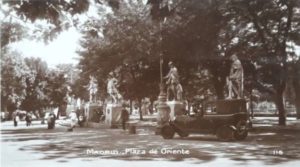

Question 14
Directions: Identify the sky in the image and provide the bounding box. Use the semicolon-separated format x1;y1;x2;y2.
5;0;105;69
10;27;82;68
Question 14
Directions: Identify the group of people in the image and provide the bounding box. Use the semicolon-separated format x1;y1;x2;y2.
12;111;33;127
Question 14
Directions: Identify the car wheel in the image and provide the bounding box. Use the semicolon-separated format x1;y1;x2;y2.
234;120;248;140
178;132;189;138
216;125;235;141
171;124;189;138
161;125;175;139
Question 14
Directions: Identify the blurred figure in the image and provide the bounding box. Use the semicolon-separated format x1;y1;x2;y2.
77;107;86;127
121;105;129;130
12;111;19;127
25;112;32;126
47;112;56;129
68;110;78;132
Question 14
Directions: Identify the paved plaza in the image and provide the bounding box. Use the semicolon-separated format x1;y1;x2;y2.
1;118;300;167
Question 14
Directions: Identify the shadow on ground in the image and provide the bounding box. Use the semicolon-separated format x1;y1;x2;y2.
2;125;300;165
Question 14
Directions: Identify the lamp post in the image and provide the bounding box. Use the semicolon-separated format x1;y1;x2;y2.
155;10;170;135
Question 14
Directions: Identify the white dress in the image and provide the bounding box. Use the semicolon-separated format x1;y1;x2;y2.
69;112;78;128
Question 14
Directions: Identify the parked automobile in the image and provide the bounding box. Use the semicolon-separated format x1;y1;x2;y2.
161;99;252;141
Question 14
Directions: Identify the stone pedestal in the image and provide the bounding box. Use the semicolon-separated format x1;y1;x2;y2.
167;101;185;121
86;103;101;122
155;87;170;135
105;103;122;128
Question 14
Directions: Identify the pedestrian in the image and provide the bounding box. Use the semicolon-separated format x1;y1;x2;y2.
47;111;56;129
68;110;77;132
13;111;19;127
121;104;129;130
25;112;32;126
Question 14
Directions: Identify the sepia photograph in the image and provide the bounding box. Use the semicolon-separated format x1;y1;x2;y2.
1;0;300;167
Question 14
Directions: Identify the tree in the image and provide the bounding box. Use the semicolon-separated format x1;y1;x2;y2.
20;57;48;113
1;0;129;44
292;59;300;119
226;0;300;125
44;71;69;108
1;49;30;116
2;0;90;41
1;21;26;48
76;0;162;119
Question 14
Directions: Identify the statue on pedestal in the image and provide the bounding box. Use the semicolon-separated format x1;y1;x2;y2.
227;54;244;99
164;61;183;101
107;72;122;104
87;75;98;103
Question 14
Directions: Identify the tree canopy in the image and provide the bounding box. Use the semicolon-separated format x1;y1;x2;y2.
1;0;300;124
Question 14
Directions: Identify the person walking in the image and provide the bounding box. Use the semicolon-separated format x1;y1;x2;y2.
12;111;19;127
68;110;78;132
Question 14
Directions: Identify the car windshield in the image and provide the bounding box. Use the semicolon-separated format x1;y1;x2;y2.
204;102;217;114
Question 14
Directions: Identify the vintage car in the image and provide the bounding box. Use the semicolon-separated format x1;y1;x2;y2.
161;99;252;141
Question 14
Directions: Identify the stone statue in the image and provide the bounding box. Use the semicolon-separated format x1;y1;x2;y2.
88;75;98;103
164;61;183;101
227;54;244;99
107;72;122;104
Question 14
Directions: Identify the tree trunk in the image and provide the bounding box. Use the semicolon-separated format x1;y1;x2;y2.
212;76;225;100
130;100;133;115
293;78;300;119
295;99;300;119
138;99;143;121
250;89;254;118
56;108;60;119
275;88;286;126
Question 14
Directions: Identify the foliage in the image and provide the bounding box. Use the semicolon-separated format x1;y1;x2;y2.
78;0;160;101
2;0;300;125
20;57;48;112
1;51;71;113
44;71;69;108
1;48;30;111
1;21;26;48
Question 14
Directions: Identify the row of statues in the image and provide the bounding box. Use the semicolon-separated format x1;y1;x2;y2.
87;72;122;104
87;54;244;104
163;55;244;101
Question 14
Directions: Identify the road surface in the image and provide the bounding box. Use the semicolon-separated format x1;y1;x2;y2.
1;119;300;167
